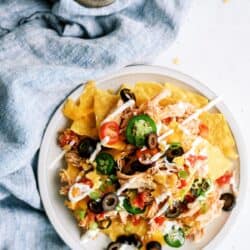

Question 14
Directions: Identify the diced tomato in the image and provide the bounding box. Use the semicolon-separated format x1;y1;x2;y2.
187;154;207;167
184;194;196;203
163;117;172;125
100;121;120;144
154;216;165;226
132;196;144;210
58;130;79;148
96;212;105;221
132;191;150;210
131;216;141;225
199;123;209;138
216;172;232;186
80;178;93;188
136;148;158;164
178;179;187;189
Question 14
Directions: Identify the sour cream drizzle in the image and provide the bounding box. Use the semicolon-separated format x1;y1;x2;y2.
68;183;92;203
101;99;135;125
49;140;75;169
157;96;222;144
89;136;110;163
80;229;100;244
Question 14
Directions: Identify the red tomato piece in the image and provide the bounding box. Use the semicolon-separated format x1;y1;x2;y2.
80;178;93;188
163;117;172;125
58;130;79;148
178;179;187;189
96;212;105;221
199;123;209;137
187;155;207;167
136;148;158;164
216;172;232;186
131;216;141;225
184;194;196;203
154;216;165;226
100;121;120;144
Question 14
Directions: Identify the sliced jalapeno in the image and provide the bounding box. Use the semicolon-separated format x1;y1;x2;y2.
123;198;145;215
164;226;185;248
96;152;115;175
126;114;157;147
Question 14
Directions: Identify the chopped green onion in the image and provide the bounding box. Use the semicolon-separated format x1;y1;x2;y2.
89;191;101;200
76;209;86;220
178;170;188;179
89;221;98;230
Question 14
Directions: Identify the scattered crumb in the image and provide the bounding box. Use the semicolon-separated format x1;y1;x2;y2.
172;57;180;65
223;0;230;3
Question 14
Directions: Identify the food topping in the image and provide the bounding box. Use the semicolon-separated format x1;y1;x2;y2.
58;81;238;249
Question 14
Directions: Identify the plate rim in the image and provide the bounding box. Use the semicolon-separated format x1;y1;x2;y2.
38;65;248;250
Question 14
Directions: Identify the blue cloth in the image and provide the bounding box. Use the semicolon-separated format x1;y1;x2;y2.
0;0;189;249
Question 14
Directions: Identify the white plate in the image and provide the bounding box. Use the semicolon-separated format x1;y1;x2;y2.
38;65;247;250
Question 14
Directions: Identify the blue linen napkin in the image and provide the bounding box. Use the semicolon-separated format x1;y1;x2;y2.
0;0;189;249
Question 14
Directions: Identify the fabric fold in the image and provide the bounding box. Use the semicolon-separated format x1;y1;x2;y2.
0;0;190;249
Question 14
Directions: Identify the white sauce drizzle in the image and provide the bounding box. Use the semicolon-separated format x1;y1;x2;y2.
150;201;169;224
68;183;91;203
101;99;135;125
49;140;75;169
80;229;100;244
89;136;110;163
116;176;139;196
157;96;222;143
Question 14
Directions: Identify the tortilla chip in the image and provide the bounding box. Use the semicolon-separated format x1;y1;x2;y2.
71;112;98;138
79;81;96;111
166;121;183;144
207;143;233;180
63;99;83;120
161;82;208;108
200;112;237;159
105;140;126;151
134;82;164;106
63;81;96;121
94;89;119;127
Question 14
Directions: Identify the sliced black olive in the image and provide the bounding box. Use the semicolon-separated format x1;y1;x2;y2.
128;234;142;248
122;163;137;175
116;235;130;245
102;192;119;211
165;202;181;218
107;242;121;250
166;144;184;162
120;88;136;102
146;241;162;250
147;133;158;149
78;137;97;158
88;200;103;214
117;234;142;248
131;160;150;172
220;193;236;211
97;217;112;229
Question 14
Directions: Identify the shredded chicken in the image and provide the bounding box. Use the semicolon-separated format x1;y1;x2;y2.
65;150;82;168
145;200;158;219
117;172;156;190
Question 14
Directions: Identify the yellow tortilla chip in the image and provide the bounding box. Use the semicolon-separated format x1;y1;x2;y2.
161;82;208;108
200;112;237;159
94;88;119;127
134;82;164;106
105;140;126;151
71;112;98;138
79;81;96;111
166;121;183;143
63;81;96;121
207;143;233;180
63;99;82;120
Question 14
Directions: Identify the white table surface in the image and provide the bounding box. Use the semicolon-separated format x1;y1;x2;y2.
154;1;250;249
